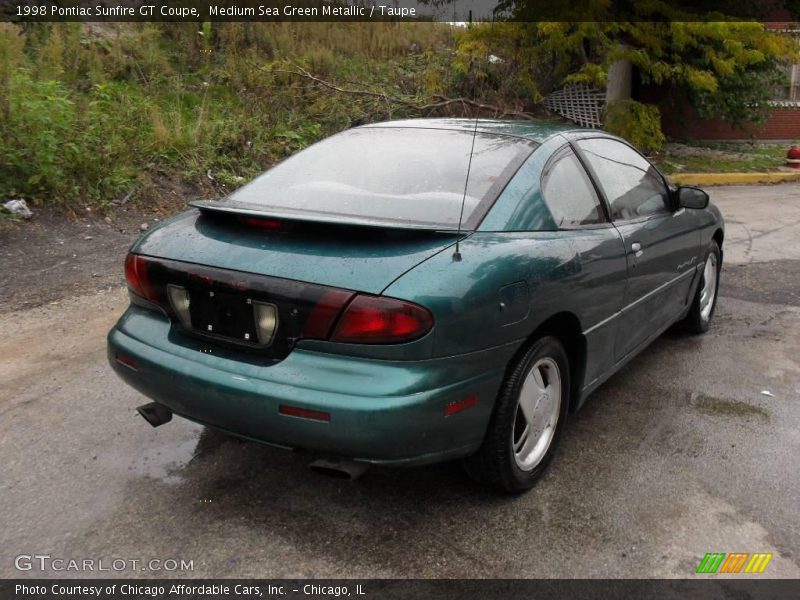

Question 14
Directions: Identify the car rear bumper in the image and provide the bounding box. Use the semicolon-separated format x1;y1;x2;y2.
107;306;515;466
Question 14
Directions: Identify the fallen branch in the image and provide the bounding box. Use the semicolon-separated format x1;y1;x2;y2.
422;95;536;120
273;63;536;120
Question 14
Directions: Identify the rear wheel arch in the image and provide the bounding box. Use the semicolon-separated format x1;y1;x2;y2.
713;228;724;256
509;312;587;413
465;312;586;491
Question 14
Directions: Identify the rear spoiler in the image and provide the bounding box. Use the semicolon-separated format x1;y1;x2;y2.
190;199;467;234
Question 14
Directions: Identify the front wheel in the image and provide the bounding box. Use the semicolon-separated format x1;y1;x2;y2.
684;241;721;334
464;336;570;493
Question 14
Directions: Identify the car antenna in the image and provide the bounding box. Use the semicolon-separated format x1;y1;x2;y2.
453;116;479;262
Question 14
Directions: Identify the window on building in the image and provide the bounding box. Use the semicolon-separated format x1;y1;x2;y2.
777;63;800;101
773;32;800;103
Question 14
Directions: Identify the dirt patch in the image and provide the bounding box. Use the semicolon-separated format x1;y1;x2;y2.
0;287;127;410
1;175;215;314
0;201;184;315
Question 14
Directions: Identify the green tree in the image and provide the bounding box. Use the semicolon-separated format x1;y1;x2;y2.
456;20;799;132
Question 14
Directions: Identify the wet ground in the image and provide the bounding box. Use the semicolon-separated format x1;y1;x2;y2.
1;184;799;578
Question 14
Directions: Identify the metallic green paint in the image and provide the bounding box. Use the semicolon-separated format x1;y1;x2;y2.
383;228;628;390
108;305;517;464
133;210;463;295
108;119;724;465
479;134;564;231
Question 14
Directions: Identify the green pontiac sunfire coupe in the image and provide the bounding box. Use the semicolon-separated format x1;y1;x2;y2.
108;119;723;492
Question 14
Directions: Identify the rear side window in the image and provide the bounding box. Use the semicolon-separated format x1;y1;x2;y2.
541;148;604;227
576;138;669;221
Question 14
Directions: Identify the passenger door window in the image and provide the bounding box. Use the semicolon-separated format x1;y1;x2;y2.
575;138;669;221
541;147;605;228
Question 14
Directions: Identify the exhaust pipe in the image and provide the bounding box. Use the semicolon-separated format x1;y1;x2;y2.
137;402;173;427
309;457;368;481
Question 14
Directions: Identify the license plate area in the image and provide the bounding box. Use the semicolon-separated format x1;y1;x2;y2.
189;290;273;346
141;256;356;360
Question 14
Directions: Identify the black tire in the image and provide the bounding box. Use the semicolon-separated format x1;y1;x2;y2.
684;241;721;334
464;336;570;493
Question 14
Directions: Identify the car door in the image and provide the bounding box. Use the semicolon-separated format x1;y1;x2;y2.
538;144;628;386
574;137;700;361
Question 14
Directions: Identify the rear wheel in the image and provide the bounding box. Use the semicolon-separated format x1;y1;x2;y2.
465;336;570;493
684;241;721;334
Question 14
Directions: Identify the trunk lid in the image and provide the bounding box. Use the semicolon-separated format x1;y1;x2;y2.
130;209;460;360
134;208;461;295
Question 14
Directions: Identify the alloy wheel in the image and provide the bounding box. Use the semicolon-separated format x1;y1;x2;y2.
700;253;718;321
512;357;562;471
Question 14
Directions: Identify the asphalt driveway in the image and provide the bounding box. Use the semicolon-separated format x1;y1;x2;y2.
1;184;799;578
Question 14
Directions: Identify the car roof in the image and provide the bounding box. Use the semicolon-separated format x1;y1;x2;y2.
361;118;588;144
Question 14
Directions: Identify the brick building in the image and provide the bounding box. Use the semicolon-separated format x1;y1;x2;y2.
656;26;800;142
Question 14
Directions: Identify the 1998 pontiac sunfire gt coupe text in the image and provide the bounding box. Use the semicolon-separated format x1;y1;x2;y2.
108;119;724;492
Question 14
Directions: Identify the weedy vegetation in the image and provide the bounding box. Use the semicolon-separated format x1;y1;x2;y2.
0;22;459;209
1;20;796;213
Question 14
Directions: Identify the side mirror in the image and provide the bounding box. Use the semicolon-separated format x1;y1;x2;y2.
676;186;709;210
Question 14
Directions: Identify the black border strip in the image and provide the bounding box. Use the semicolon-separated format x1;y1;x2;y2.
3;579;800;600
3;0;799;22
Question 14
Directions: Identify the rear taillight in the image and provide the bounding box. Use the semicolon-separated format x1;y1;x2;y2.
124;253;158;303
301;290;355;339
330;295;433;344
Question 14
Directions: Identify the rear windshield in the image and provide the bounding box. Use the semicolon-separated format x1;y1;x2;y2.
226;127;536;229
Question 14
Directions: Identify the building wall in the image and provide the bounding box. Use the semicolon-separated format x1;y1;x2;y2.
660;105;800;142
647;26;800;142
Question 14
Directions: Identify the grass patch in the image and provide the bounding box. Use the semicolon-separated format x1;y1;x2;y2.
654;142;789;174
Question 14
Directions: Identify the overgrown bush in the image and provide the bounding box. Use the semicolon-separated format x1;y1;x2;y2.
0;22;454;208
1;71;78;198
603;100;665;154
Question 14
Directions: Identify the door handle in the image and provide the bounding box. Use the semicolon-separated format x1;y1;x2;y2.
631;242;644;258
